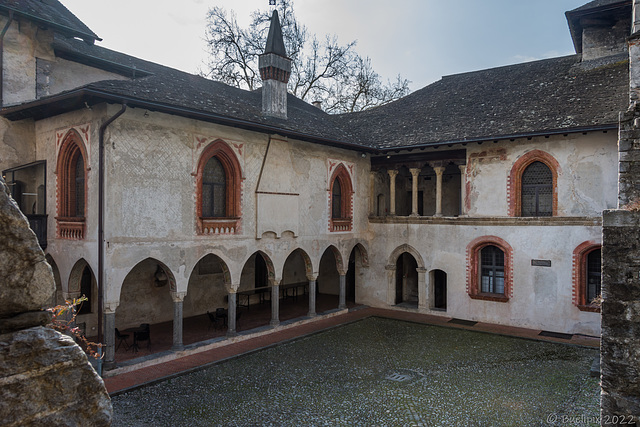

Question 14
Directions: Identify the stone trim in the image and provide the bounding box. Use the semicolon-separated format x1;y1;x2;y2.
55;129;87;240
328;163;354;232
507;149;560;217
466;235;513;302
195;139;242;235
369;216;601;226
572;240;601;312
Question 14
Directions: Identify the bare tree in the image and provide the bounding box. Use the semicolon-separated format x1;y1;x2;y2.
202;0;410;113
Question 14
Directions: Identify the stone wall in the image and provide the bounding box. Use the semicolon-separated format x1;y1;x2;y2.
0;177;112;426
601;98;640;422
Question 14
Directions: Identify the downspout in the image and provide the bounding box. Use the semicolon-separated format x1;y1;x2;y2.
97;102;126;361
0;11;14;106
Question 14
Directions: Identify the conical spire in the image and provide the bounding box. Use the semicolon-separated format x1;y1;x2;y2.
264;10;287;57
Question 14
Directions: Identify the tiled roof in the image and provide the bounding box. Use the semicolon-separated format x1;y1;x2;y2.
1;19;630;153
334;54;629;149
0;0;99;43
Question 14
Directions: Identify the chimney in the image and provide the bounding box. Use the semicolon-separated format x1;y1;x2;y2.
259;10;291;119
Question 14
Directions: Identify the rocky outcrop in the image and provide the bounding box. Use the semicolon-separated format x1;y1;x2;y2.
0;177;112;426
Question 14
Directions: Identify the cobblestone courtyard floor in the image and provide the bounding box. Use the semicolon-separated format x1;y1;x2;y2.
111;317;599;426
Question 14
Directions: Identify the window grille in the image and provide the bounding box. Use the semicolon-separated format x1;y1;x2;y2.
521;161;552;216
202;156;226;217
480;245;505;294
586;249;601;303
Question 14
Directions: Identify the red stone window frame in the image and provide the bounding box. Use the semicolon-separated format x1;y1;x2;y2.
507;150;560;217
195;139;242;235
466;235;513;302
328;164;353;232
56;130;88;240
572;241;601;312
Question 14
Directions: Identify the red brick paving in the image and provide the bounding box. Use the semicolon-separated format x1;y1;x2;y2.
103;307;599;395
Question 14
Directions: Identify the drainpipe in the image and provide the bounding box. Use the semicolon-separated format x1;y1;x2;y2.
0;11;14;106
97;102;126;360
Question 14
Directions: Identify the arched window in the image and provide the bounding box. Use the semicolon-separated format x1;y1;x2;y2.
508;150;560;217
572;242;601;312
332;178;342;219
466;236;513;302
328;164;353;232
195;139;242;234
56;130;87;239
480;245;505;294
521;161;552;216
202;156;226;218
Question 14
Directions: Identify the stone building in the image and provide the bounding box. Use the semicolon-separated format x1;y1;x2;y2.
0;0;630;369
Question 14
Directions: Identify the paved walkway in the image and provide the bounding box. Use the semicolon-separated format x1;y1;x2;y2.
103;307;599;395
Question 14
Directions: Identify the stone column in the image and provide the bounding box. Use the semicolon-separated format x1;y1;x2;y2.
409;168;421;216
170;292;186;351
270;280;280;327
458;164;467;216
369;171;376;216
417;268;428;309
388;169;398;216
103;305;117;369
307;275;317;317
338;271;347;309
434;166;445;217
227;290;237;337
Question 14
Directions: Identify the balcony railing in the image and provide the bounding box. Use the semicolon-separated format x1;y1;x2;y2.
26;214;47;249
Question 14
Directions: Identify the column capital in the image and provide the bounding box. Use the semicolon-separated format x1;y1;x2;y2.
385;264;396;271
416;267;428;274
409;167;421;177
171;291;187;302
433;166;446;175
458;164;467;172
387;169;399;179
337;270;347;276
306;274;318;282
104;301;119;314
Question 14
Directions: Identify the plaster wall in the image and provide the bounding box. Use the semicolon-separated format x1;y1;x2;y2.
0;17;55;106
362;221;602;335
0;118;36;172
466;132;618;216
36;57;129;98
34;105;372;311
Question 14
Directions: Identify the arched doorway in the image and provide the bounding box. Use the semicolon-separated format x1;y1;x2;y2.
238;251;276;331
281;248;313;321
431;269;447;310
184;253;230;344
45;254;63;307
346;243;368;305
68;259;98;337
395;252;418;307
115;258;175;360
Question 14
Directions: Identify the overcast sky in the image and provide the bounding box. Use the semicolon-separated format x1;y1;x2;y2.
61;0;589;91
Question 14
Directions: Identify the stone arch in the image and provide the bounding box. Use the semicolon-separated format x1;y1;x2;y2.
116;257;177;329
281;247;313;281
68;258;91;296
350;242;369;267
187;252;232;291
387;244;425;269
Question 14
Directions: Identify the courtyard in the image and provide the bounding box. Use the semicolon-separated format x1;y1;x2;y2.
110;317;599;426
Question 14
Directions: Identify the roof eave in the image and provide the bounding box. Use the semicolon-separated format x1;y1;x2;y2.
0;88;378;153
377;125;620;152
0;6;101;44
